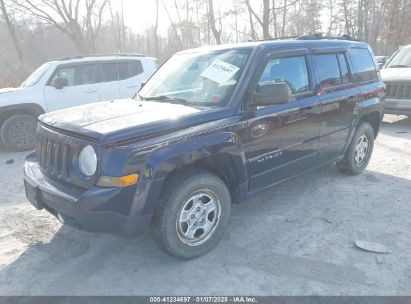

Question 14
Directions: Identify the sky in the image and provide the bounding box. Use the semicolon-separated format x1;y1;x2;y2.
110;0;330;37
111;0;170;34
110;0;234;35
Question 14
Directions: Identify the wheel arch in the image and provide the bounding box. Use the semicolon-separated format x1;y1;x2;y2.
358;111;382;138
141;133;248;217
160;153;246;204
0;103;45;128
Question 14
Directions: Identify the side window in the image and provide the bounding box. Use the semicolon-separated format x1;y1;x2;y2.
349;48;378;82
314;54;342;88
51;64;95;86
259;56;310;94
337;54;350;83
118;60;143;80
101;63;119;82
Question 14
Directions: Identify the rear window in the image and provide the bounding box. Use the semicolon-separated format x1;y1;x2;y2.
349;48;378;82
315;54;342;88
338;54;350;83
315;53;351;89
118;60;143;80
101;63;118;82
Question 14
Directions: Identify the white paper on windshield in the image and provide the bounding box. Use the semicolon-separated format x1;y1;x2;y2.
200;60;240;84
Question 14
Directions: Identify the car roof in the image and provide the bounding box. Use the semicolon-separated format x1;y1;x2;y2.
56;54;156;64
177;39;369;54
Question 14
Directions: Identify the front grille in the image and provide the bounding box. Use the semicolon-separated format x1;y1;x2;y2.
35;123;99;189
385;83;411;99
36;133;72;180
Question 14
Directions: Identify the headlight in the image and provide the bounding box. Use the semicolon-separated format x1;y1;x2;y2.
78;145;97;176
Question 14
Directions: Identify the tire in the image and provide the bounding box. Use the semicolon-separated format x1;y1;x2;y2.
337;122;374;175
0;114;37;151
152;169;231;259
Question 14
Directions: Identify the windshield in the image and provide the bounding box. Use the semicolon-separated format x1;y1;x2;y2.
138;49;251;107
386;47;411;68
20;62;52;87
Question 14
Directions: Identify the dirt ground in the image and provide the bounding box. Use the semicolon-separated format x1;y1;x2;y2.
0;115;410;296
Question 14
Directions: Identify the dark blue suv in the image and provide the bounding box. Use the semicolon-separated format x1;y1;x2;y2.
24;38;385;259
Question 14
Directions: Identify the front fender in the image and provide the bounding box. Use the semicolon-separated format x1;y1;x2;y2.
137;131;246;216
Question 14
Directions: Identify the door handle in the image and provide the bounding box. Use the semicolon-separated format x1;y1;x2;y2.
84;89;97;93
302;106;319;115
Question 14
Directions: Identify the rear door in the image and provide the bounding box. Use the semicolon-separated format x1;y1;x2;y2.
98;62;121;101
312;48;359;161
118;60;146;98
44;63;100;111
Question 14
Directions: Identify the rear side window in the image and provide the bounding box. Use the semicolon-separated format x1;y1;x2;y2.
349;48;378;82
314;53;352;89
315;54;342;88
101;63;118;82
259;56;310;94
118;60;143;80
337;54;350;83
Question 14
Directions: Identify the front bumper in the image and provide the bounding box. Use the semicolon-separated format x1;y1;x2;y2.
384;98;411;115
23;154;151;237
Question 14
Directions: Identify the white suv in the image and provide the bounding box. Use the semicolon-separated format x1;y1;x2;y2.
0;54;157;150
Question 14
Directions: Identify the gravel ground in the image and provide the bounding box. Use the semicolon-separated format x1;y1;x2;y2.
0;115;410;296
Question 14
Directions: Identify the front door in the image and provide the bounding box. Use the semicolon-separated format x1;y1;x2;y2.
242;49;322;193
44;63;100;112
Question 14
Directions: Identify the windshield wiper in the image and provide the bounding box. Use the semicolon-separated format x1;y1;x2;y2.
388;64;411;68
143;95;188;104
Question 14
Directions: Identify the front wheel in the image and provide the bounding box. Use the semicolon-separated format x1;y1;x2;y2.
337;122;375;175
0;114;37;151
152;170;231;259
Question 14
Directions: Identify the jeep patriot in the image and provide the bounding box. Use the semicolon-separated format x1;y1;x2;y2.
24;38;385;259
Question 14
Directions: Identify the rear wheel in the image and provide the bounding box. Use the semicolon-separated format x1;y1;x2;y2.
337;122;374;175
0;114;37;151
152;170;231;259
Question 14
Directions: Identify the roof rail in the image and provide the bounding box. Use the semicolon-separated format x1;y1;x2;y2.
58;53;145;61
252;33;359;43
252;35;299;42
296;33;359;41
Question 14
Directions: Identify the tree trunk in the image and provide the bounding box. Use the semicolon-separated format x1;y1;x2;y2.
0;0;23;62
154;0;159;57
262;0;270;39
208;0;222;44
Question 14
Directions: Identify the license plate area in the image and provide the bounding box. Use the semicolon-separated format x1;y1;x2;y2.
24;180;43;210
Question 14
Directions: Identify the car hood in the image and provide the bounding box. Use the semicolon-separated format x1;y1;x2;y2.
40;99;228;144
381;68;411;82
0;87;23;94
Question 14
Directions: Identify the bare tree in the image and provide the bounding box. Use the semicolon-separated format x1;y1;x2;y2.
0;0;23;61
161;0;183;49
108;0;126;52
154;0;160;57
245;0;271;39
11;0;109;54
208;0;222;44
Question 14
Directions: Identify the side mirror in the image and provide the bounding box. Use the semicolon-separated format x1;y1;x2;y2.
54;77;68;89
250;82;290;106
